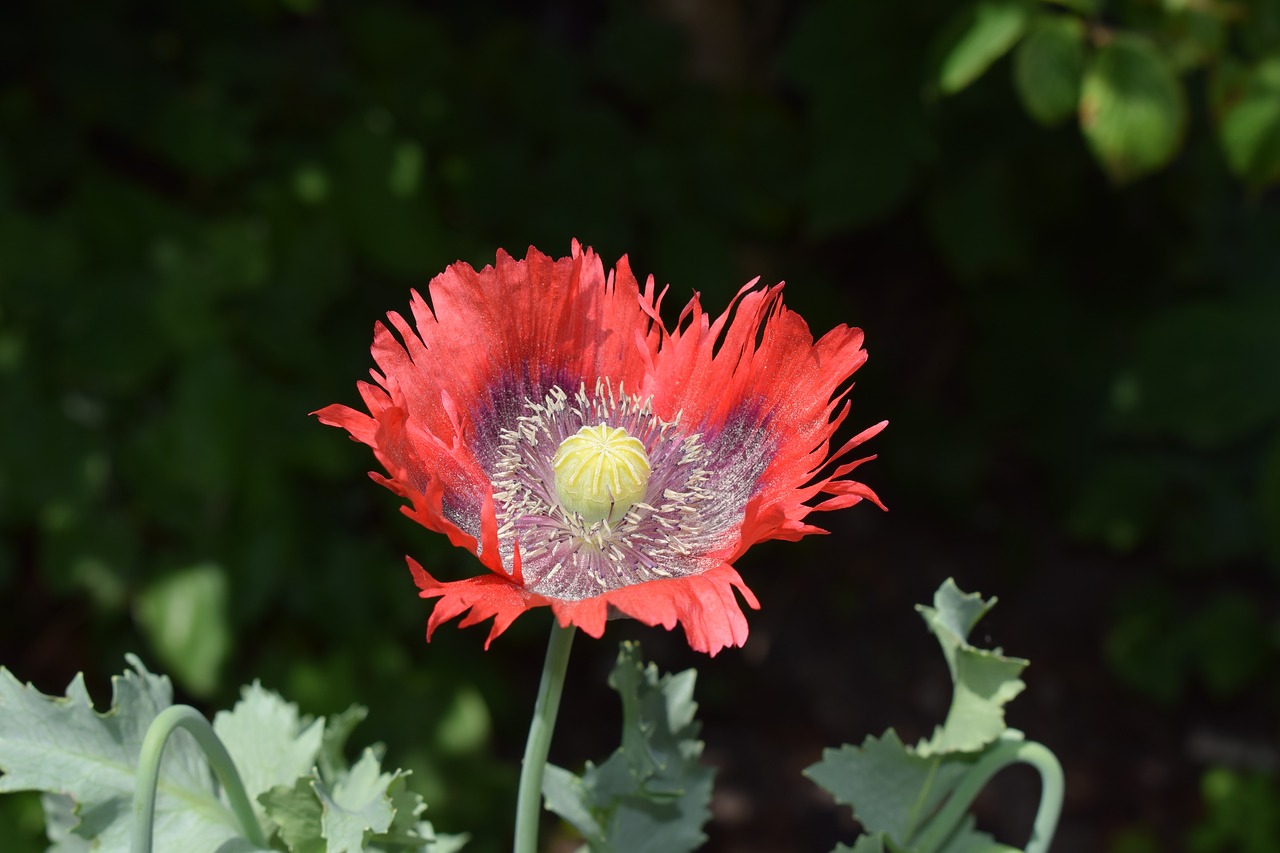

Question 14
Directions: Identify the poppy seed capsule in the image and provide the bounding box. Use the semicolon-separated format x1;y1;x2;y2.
552;423;651;525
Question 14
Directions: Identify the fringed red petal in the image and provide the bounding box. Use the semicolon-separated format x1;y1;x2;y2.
319;242;884;656
645;281;884;559
408;557;546;649
411;554;759;656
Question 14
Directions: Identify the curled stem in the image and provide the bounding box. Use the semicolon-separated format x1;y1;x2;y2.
513;621;577;853
131;704;268;853
912;738;1064;853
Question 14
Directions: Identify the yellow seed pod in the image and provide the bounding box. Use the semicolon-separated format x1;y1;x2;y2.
552;423;651;524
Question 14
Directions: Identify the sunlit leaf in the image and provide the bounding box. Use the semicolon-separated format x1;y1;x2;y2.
0;656;267;851
1013;15;1086;126
259;728;466;853
317;703;370;783
939;1;1032;94
1216;55;1280;187
260;778;325;853
313;749;398;853
213;683;326;829
1079;33;1187;182
134;562;231;697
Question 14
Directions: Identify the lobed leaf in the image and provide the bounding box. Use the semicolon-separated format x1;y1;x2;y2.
260;778;325;853
805;730;974;842
0;656;459;853
916;580;1027;757
0;655;264;851
318;703;371;783
314;749;399;853
213;682;326;830
542;642;713;853
808;580;1039;852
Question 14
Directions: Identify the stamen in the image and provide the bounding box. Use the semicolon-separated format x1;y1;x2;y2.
488;382;745;601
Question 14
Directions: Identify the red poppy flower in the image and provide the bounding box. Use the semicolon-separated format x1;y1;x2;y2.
316;241;885;655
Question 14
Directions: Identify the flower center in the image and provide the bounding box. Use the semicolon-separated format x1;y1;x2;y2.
489;381;744;601
552;423;651;524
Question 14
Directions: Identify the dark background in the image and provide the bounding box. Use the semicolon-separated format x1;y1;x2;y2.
2;1;1279;851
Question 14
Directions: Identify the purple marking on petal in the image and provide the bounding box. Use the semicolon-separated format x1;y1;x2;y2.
468;367;583;474
487;381;755;601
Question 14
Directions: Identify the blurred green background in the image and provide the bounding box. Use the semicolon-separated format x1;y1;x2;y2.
2;0;1279;850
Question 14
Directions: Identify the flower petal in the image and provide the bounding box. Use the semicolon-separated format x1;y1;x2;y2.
320;243;883;656
647;283;884;557
411;552;760;656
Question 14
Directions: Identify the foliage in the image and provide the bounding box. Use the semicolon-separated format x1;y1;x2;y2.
1189;767;1280;853
0;655;464;852
936;0;1280;184
542;643;714;853
2;0;1278;847
913;582;1027;757
807;581;1057;853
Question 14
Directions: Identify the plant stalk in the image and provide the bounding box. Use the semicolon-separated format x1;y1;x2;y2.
132;704;268;853
513;620;576;853
911;737;1064;853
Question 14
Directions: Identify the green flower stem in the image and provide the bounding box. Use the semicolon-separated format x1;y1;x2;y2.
513;621;577;853
131;704;268;853
912;738;1064;853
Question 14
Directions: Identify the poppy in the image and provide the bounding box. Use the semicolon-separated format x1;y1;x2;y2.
316;241;884;655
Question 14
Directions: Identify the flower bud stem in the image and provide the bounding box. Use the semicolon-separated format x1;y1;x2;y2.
911;737;1063;853
131;704;267;853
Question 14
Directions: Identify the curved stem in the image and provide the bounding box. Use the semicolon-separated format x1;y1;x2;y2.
132;705;268;853
513;621;577;853
911;738;1064;853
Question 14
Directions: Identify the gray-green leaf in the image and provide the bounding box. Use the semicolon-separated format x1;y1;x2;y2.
805;730;975;842
542;642;714;853
0;655;267;851
807;581;1048;852
213;682;326;830
260;778;326;853
916;580;1027;756
314;748;399;853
